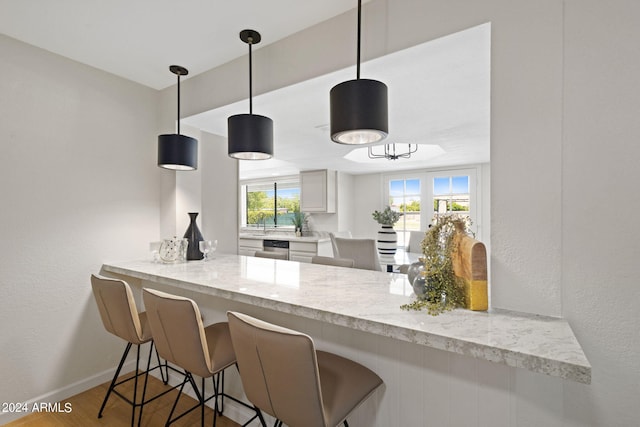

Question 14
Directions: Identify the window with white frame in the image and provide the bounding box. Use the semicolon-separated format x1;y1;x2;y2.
388;177;422;247
240;177;300;229
384;168;479;247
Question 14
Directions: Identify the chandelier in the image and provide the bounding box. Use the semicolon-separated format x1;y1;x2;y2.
367;144;418;160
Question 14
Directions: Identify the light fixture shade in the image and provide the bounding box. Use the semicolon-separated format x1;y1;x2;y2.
330;78;388;145
157;134;198;170
228;114;273;160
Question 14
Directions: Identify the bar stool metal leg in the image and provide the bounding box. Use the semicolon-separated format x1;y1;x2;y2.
98;342;132;420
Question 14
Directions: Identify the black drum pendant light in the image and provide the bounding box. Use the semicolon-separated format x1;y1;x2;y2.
330;0;388;145
157;65;198;170
228;30;273;160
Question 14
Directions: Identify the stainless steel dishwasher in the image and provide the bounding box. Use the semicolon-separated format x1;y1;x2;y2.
262;239;290;259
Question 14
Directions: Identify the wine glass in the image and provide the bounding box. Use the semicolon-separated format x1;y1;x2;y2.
199;240;217;261
149;241;161;263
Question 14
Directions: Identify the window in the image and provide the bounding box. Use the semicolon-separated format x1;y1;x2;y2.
388;178;421;247
433;175;470;221
385;168;479;246
240;177;300;229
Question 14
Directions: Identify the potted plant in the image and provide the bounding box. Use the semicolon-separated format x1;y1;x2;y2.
372;206;402;256
291;210;306;237
400;215;470;315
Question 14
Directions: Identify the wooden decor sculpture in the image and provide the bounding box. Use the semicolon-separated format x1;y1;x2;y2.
452;234;488;311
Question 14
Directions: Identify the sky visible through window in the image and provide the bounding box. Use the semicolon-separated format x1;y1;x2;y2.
434;176;469;194
390;178;420;197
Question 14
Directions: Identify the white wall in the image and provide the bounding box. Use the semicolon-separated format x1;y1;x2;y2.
170;1;640;424
2;0;639;425
200;131;239;254
353;173;386;238
561;1;640;425
0;34;159;415
336;172;356;232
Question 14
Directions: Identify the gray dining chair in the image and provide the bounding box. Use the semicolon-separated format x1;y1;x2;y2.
254;250;288;260
329;231;353;257
311;255;355;268
408;230;427;253
333;238;382;271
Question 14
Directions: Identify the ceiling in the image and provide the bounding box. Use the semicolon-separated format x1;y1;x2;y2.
0;0;365;89
185;23;491;179
0;1;490;180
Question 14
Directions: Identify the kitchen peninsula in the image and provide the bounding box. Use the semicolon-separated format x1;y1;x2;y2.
101;255;590;425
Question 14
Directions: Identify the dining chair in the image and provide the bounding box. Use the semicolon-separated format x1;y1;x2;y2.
311;255;355;268
142;288;256;427
333;237;382;271
408;230;427;253
254;250;288;260
227;311;383;427
90;275;169;427
329;231;353;257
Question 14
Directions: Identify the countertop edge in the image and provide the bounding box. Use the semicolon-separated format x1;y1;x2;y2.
101;262;591;384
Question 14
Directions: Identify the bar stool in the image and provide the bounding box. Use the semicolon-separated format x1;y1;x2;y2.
227;311;383;427
90;274;169;427
142;288;257;427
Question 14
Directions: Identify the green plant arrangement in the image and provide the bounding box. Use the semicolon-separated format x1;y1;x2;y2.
372;206;402;225
400;215;469;315
291;210;306;231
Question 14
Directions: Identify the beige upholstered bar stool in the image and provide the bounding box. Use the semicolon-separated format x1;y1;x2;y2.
142;288;256;427
90;274;169;427
254;250;288;260
227;311;383;427
311;255;355;268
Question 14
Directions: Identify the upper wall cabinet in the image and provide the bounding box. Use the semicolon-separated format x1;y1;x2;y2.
300;169;336;213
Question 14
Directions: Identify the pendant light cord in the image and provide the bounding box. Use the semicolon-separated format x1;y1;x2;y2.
176;72;181;134
356;0;361;80
249;41;253;114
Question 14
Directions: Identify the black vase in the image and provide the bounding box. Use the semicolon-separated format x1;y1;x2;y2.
183;212;204;260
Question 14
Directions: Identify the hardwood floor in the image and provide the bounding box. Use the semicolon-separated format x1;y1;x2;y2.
4;371;241;427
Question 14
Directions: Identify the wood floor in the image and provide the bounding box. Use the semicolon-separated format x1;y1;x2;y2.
5;371;241;427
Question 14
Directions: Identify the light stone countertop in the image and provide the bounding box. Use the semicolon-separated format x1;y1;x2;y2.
238;233;330;243
102;254;591;384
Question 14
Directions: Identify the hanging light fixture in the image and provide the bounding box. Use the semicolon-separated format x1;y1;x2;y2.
368;143;418;160
157;65;198;170
330;0;388;145
228;29;273;160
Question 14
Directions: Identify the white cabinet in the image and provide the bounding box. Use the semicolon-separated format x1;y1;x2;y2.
300;169;336;213
238;238;263;256
289;240;332;263
239;235;332;262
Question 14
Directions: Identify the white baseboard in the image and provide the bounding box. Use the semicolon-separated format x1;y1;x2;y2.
0;361;275;426
0;360;137;425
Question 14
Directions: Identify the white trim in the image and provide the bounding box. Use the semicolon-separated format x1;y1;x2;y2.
382;165;482;240
0;360;138;424
0;359;269;426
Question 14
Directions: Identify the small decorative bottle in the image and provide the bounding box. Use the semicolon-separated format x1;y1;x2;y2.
183;212;204;260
